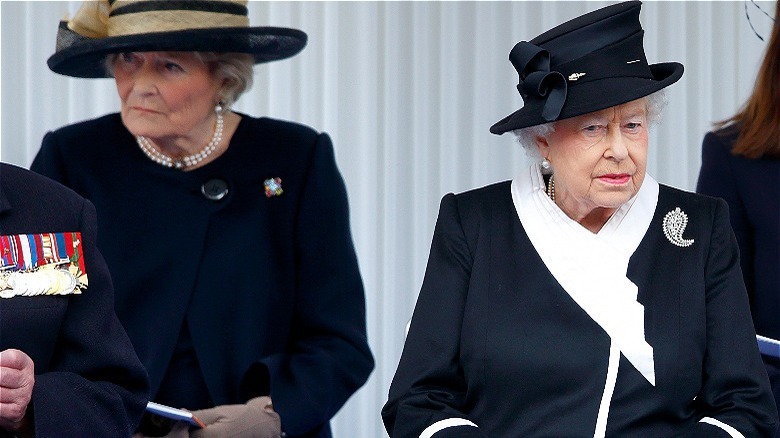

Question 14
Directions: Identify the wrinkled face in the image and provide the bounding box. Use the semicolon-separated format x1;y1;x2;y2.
536;98;649;221
113;51;223;141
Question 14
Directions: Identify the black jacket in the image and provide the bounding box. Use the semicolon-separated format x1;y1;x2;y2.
697;129;780;340
0;162;149;437
384;181;778;437
32;114;374;438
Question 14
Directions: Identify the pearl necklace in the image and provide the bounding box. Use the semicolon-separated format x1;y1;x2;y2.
546;175;555;201
136;106;224;170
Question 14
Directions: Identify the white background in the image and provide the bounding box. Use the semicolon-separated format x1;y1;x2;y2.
1;1;775;436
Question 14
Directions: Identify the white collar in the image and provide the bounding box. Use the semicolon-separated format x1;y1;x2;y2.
511;163;659;385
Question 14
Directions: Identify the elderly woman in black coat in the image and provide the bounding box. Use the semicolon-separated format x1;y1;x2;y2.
31;1;373;437
383;2;778;437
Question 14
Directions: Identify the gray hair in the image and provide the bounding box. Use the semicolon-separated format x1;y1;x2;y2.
512;90;668;159
105;52;254;108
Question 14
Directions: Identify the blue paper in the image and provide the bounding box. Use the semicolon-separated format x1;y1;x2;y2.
146;402;204;428
757;335;780;359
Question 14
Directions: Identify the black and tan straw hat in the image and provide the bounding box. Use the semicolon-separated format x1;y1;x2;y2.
48;0;308;78
490;1;683;134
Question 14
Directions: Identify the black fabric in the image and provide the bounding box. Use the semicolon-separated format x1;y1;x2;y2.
0;163;149;437
31;113;374;438
534;1;641;64
697;129;780;340
383;181;778;437
155;319;214;411
697;128;780;436
490;0;683;134
765;357;780;438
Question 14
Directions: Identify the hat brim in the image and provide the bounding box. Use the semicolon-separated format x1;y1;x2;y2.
490;61;683;134
48;26;308;78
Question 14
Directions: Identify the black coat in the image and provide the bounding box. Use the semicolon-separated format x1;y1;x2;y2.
31;114;374;438
0;163;149;437
697;128;780;437
383;181;778;437
696;129;780;340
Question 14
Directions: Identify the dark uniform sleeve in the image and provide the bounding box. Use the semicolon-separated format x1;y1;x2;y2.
687;198;778;437
29;199;150;437
382;194;488;438
252;134;374;437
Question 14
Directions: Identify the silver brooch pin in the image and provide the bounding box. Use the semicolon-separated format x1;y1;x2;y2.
663;207;694;247
568;72;586;81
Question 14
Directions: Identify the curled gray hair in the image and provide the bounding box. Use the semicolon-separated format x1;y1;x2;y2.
105;52;254;109
512;90;668;159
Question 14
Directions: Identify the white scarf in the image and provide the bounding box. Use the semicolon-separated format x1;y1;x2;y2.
511;163;659;385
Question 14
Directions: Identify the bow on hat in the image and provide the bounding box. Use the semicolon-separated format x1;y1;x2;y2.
66;0;251;39
510;41;568;122
67;0;110;39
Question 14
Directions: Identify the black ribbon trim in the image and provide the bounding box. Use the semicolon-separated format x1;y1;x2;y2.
510;41;567;122
111;1;248;18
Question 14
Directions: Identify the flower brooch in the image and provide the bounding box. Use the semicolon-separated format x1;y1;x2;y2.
264;177;283;198
663;208;694;248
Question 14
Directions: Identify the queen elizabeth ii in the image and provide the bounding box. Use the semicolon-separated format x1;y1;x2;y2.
382;2;778;437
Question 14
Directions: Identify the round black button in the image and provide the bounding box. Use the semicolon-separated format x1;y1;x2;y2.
201;178;229;201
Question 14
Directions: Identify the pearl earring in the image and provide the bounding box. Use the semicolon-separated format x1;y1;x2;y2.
541;158;552;174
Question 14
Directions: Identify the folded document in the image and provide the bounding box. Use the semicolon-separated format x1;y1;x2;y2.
757;335;780;359
146;402;205;428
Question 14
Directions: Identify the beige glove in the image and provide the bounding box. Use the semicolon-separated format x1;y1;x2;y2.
190;396;281;438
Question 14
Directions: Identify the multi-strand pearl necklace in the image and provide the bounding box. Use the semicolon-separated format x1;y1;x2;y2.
136;105;225;170
546;175;556;201
541;158;555;201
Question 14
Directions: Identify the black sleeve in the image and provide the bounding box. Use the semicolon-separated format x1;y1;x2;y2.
686;199;778;436
383;194;488;438
255;133;374;437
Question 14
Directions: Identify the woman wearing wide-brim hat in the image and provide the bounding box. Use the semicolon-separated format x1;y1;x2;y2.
382;2;778;437
31;1;374;437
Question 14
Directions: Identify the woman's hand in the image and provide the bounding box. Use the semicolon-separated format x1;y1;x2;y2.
0;349;34;433
190;396;281;438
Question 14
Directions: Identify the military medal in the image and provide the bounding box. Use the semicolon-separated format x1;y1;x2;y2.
0;232;88;298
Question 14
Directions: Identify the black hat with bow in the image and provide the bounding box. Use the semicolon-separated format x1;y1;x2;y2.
490;1;683;134
48;0;307;79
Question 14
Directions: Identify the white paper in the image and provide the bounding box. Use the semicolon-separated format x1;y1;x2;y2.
757;335;780;359
146;402;204;428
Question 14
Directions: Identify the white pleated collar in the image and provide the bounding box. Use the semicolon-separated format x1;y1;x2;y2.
511;163;659;385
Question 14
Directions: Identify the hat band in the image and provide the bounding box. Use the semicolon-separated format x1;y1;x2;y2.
108;10;248;36
555;32;651;85
109;0;248;36
110;0;248;17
